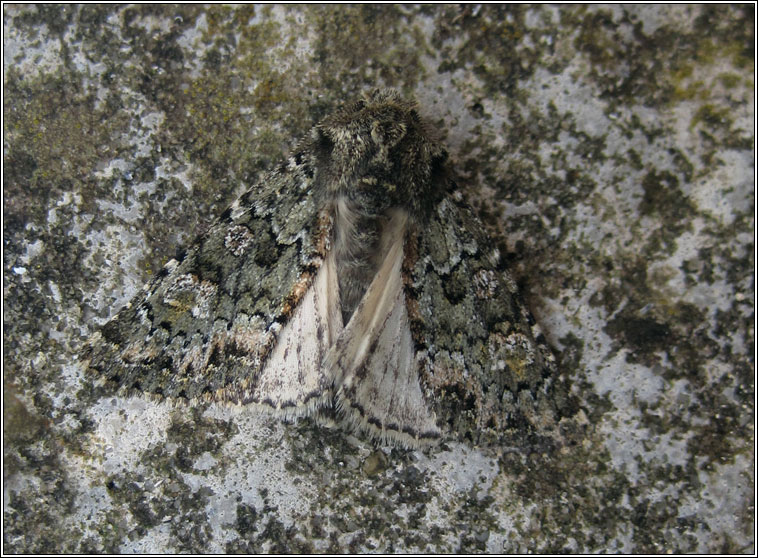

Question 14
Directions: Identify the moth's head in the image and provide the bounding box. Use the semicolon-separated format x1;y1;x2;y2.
313;89;449;217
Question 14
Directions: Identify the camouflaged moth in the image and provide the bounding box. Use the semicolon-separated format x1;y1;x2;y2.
86;89;559;448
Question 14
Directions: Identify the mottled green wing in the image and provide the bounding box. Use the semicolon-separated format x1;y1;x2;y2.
86;152;336;412
405;196;559;445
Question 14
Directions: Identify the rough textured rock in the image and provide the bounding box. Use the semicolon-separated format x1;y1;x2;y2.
3;4;753;553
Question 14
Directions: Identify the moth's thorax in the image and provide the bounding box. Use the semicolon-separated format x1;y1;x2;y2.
332;196;405;324
314;89;449;219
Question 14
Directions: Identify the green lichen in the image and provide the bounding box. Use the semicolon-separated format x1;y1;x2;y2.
96;407;237;550
3;4;753;554
3;69;131;227
307;5;429;94
2;389;80;553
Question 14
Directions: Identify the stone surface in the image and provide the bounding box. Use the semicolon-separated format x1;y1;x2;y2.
3;4;754;553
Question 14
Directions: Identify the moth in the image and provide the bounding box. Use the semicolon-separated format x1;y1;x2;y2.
86;89;559;448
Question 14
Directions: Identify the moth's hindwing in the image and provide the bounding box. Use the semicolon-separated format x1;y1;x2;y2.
87;153;336;415
406;196;559;445
325;210;441;447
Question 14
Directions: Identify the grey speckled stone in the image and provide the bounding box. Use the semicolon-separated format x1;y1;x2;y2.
3;4;754;553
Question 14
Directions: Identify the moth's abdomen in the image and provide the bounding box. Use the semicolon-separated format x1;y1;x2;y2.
332;195;388;324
